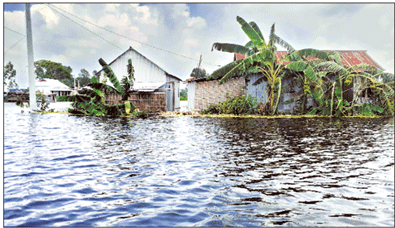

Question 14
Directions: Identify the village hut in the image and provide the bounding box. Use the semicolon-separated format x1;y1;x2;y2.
96;46;182;113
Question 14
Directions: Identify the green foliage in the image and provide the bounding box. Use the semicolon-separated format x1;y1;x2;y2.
180;87;188;100
210;15;394;117
56;95;69;102
4;61;18;88
76;69;92;87
34;60;74;88
201;95;259;115
36;91;51;112
211;43;250;55
14;91;52;112
132;108;148;118
180;88;188;97
66;58;138;117
354;103;384;116
210;16;293;84
190;67;209;79
210;16;295;116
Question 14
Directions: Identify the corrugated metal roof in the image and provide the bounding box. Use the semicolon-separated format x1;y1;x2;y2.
133;82;166;92
236;50;384;70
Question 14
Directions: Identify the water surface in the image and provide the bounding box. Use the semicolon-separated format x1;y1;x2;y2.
4;103;394;226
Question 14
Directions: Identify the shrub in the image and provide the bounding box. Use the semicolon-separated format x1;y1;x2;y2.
201;95;259;115
36;91;50;112
56;95;69;102
180;95;188;101
132;108;148;118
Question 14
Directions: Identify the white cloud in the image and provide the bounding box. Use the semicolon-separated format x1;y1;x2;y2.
184;38;199;47
3;3;394;90
49;54;69;65
131;4;158;25
186;17;206;29
105;4;120;13
36;7;60;29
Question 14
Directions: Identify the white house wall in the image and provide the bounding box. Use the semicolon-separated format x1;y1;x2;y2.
174;81;180;110
105;49;167;84
187;81;196;111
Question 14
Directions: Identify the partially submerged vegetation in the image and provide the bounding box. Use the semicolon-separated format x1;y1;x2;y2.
64;58;148;118
200;95;260;115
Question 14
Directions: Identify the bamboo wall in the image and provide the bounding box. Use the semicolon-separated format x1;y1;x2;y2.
106;92;167;114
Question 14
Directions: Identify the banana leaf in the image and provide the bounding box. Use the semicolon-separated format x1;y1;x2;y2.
99;58;123;92
236;16;266;50
286;48;328;62
65;94;91;103
78;88;102;103
211;43;250;54
273;34;295;53
248;21;265;40
88;82;120;95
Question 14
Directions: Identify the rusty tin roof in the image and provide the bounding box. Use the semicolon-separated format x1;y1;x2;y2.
236;50;384;71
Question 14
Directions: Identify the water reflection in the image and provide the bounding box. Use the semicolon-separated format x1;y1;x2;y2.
3;103;394;226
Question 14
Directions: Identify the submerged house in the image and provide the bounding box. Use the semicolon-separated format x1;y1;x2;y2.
187;50;384;113
96;46;182;113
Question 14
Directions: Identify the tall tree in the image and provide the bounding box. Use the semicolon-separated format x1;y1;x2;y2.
77;68;92;88
4;61;18;88
34;60;73;88
190;67;208;79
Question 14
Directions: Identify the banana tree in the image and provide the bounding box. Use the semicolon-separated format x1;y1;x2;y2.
307;61;394;116
209;16;294;115
282;49;342;114
66;58;136;116
97;58;136;114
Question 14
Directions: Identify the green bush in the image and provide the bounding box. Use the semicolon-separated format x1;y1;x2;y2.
56;95;69;102
201;95;259;115
180;95;187;101
132;108;148;118
104;103;133;116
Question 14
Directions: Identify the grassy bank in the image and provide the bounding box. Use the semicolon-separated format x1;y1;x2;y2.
19;109;392;119
162;111;391;119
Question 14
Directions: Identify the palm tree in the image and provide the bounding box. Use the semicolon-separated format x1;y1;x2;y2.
209;16;294;115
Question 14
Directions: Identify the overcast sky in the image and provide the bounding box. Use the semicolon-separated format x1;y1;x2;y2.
3;3;394;88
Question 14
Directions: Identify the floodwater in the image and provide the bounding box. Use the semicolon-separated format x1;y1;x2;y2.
4;103;394;226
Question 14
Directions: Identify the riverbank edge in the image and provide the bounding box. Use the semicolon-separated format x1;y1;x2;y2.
162;112;393;119
30;109;394;119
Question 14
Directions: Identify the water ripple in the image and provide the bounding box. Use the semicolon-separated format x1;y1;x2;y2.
3;104;394;226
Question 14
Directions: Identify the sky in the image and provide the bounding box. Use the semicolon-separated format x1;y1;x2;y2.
3;3;394;89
